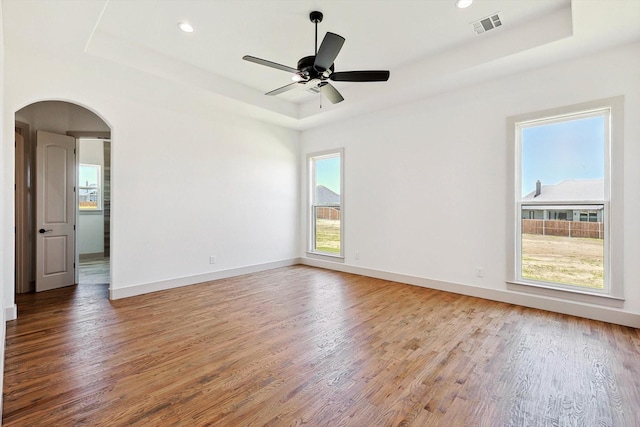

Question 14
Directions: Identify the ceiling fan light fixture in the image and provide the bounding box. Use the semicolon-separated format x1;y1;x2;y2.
178;22;194;33
291;74;304;82
455;0;473;8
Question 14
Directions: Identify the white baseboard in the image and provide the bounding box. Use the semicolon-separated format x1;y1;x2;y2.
79;252;105;261
300;258;640;329
5;304;17;322
110;258;301;300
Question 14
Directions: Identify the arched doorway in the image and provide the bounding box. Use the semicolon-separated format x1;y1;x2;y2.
14;101;112;295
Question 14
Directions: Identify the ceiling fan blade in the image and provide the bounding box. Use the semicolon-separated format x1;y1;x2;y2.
314;32;345;71
319;82;344;104
243;55;299;74
265;82;301;96
330;70;390;82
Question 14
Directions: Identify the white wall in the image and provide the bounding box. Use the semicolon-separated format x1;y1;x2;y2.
78;212;104;256
301;42;640;325
0;0;7;416
2;39;300;308
78;138;105;256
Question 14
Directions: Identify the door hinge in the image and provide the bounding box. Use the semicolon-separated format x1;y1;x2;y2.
73;262;76;269
74;186;76;192
73;224;76;230
74;148;76;155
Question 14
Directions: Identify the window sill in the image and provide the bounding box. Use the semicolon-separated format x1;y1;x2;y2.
506;281;624;308
79;210;103;215
306;252;345;263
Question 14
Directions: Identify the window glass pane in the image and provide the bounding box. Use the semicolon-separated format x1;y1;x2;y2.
521;115;605;199
79;164;99;187
79;164;100;210
314;206;341;254
521;205;604;289
519;113;606;290
314;156;340;205
311;153;341;255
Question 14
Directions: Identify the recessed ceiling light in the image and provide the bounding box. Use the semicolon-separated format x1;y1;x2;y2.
178;22;194;33
455;0;473;8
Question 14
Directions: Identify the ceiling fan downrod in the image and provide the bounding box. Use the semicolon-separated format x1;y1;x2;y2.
309;11;323;55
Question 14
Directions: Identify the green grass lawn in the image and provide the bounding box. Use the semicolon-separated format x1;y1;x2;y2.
521;233;604;289
315;219;341;253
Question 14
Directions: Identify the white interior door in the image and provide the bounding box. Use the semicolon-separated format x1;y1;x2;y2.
36;131;76;292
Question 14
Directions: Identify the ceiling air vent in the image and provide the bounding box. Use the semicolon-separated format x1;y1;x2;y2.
472;13;502;35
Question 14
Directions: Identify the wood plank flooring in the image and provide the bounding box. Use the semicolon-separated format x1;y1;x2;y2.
3;266;639;426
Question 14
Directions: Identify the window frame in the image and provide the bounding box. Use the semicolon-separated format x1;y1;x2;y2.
78;163;102;212
506;97;624;306
307;148;344;260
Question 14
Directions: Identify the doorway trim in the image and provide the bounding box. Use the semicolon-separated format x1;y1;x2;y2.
11;99;113;320
68;131;111;285
15;121;31;294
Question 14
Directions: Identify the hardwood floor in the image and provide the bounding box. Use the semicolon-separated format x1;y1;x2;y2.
3;266;639;426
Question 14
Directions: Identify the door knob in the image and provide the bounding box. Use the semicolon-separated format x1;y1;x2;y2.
38;228;52;234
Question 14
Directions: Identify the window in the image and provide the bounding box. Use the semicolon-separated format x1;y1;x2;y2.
508;97;624;302
79;163;101;211
579;211;598;223
308;150;343;258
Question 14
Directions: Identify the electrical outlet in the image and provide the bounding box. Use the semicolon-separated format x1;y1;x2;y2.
210;256;216;264
355;251;360;260
476;267;484;278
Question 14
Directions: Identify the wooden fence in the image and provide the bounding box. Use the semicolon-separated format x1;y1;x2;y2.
522;219;603;239
316;207;341;221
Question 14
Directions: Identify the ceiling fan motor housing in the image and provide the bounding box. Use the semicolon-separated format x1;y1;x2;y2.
297;55;334;81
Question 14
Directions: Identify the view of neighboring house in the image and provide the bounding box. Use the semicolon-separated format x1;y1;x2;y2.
521;179;604;222
78;184;99;206
315;185;340;221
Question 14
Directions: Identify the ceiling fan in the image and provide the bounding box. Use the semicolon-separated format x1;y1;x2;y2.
243;11;390;104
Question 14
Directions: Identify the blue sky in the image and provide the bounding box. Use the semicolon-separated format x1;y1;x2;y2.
316;156;340;194
79;164;99;187
521;115;605;196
